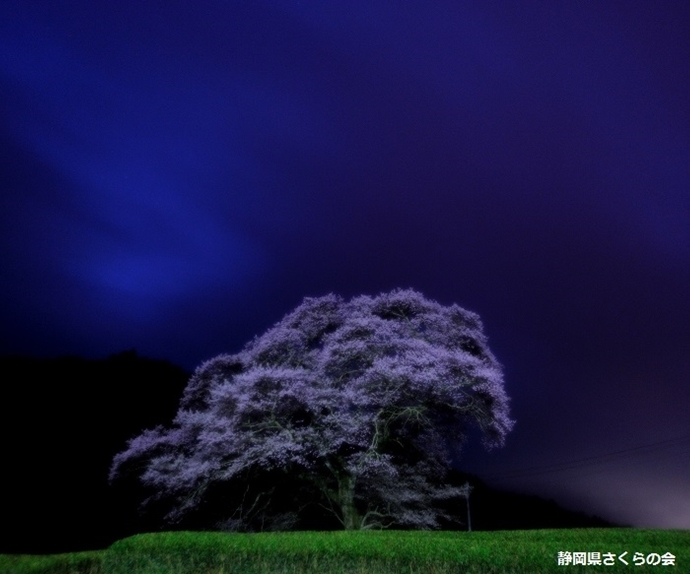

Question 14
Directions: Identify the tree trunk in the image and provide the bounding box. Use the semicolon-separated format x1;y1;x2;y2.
337;474;361;530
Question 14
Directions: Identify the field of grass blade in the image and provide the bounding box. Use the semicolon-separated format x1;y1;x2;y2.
1;529;687;574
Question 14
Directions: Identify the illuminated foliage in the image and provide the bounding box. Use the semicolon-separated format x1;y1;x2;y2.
111;289;513;530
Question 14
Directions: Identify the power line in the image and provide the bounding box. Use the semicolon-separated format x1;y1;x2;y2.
480;434;690;481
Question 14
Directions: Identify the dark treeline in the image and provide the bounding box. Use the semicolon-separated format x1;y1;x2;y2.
1;353;616;555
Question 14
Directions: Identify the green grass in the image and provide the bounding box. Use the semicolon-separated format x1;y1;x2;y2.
2;529;687;574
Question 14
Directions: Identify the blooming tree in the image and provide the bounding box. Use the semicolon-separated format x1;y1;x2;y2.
110;289;514;530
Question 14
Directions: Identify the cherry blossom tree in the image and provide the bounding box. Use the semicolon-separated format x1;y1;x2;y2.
110;289;514;530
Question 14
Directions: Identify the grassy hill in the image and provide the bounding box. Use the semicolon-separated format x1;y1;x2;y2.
2;529;687;574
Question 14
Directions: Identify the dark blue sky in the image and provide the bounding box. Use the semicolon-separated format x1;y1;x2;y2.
2;1;689;528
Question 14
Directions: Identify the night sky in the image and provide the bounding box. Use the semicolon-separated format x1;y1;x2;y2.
2;1;689;530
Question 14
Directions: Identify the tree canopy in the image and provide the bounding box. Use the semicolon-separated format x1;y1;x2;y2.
110;289;514;530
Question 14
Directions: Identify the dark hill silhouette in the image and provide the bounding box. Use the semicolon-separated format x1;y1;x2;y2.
0;352;618;554
0;351;190;554
442;470;618;531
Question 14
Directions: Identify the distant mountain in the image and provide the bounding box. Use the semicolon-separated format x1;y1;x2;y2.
0;352;619;555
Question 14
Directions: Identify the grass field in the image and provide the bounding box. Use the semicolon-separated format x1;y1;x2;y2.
1;529;687;574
